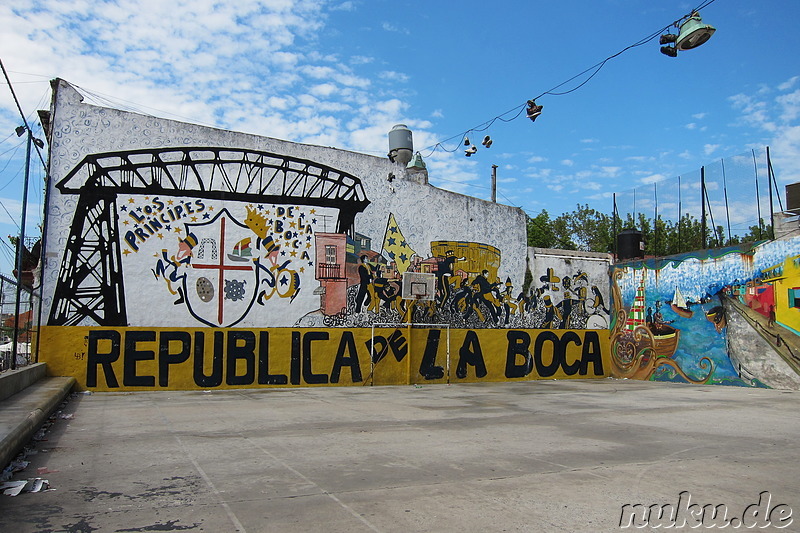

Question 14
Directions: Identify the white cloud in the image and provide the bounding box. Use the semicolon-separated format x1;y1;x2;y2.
350;55;374;65
381;22;409;34
704;144;720;156
525;168;552;179
692;112;708;120
587;191;614;201
778;76;799;92
771;125;800;184
561;159;574;167
625;155;654;162
310;83;338;97
685;123;697;130
601;166;621;178
331;1;355;11
379;71;410;83
777;89;800;123
640;174;666;184
728;93;776;132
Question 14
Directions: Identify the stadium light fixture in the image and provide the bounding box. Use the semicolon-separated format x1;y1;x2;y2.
660;11;716;57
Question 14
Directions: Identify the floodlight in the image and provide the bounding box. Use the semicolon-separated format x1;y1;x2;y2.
676;12;716;51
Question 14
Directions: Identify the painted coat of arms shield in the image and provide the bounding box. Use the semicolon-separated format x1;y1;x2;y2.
182;209;259;327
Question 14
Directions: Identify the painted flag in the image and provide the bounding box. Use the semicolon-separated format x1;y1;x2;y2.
624;270;647;331
382;213;416;274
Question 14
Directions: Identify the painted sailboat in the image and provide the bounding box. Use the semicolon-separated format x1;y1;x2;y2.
670;285;693;318
624;272;680;358
228;237;253;262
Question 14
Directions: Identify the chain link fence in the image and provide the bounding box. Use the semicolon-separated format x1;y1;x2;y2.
613;147;780;254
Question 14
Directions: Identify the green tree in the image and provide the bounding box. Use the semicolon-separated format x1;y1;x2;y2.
527;210;576;249
561;204;615;252
526;206;776;257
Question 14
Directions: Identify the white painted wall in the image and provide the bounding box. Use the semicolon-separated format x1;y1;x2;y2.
527;247;612;330
42;80;527;328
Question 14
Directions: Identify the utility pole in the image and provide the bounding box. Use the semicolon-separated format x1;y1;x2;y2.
701;166;707;249
491;165;497;203
11;128;32;370
1;58;46;370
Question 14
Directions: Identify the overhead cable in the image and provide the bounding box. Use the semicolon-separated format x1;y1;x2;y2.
420;0;720;157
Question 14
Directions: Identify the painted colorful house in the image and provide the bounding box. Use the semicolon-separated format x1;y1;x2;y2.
763;254;800;334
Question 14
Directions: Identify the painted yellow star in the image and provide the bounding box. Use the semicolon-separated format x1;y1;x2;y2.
175;227;183;234
128;198;135;204
191;216;197;222
167;200;174;205
290;250;298;257
123;249;131;255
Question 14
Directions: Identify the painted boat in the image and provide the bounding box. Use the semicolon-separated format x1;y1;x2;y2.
623;271;680;358
706;305;726;333
670;286;693;318
649;322;680;357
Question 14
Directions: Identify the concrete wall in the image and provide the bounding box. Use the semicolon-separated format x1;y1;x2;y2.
526;248;611;330
37;79;612;390
0;363;47;402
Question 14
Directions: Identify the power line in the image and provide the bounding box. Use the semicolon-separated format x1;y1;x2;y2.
420;0;720;157
0;59;48;170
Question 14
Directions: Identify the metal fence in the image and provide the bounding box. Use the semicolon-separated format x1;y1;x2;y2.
0;274;39;372
613;146;780;252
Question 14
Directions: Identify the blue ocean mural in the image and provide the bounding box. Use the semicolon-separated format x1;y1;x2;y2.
609;238;800;387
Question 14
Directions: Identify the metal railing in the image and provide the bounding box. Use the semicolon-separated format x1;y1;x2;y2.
0;275;39;372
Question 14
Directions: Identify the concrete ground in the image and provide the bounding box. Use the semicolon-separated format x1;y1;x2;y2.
0;379;798;532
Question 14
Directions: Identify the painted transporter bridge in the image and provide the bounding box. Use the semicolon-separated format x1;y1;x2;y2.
48;147;370;326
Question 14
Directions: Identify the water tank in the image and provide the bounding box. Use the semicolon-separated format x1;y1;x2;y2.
617;229;644;261
388;124;413;166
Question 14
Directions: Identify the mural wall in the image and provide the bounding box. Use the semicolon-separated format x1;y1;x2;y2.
38;79;612;390
527;248;612;331
40;326;610;391
610;237;800;388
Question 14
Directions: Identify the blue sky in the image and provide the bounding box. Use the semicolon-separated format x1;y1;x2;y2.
1;0;799;275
